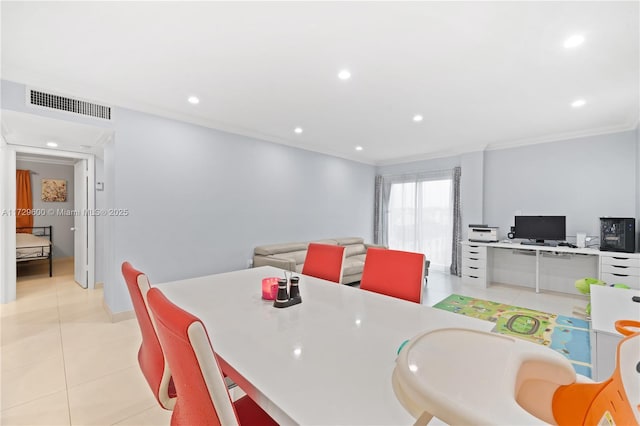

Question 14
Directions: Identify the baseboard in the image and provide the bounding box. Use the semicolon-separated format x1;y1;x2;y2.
102;299;135;323
53;256;73;263
94;281;104;289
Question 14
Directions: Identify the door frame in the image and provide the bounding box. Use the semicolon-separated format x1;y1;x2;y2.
73;158;88;288
0;144;95;303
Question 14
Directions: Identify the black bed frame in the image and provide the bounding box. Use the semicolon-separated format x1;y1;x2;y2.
16;226;53;277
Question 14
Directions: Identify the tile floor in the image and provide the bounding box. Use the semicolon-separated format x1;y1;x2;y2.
1;260;171;426
1;260;588;425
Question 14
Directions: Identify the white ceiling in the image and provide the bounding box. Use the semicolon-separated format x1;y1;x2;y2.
1;110;113;156
1;1;638;165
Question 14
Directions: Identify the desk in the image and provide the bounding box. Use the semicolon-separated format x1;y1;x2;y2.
461;241;640;294
155;266;493;425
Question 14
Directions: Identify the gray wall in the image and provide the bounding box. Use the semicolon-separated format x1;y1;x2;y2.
460;151;484;233
103;107;375;312
4;79;638;313
2;79;375;313
15;159;74;258
484;131;637;241
637;126;640;250
377;130;638;244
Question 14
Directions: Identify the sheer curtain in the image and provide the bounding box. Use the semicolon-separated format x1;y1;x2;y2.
450;167;462;276
375;169;458;271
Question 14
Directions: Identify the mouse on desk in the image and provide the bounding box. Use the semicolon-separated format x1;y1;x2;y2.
558;242;578;248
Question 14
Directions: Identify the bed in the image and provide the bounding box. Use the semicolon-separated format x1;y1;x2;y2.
16;226;53;277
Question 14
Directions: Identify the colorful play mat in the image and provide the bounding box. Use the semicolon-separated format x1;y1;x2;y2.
433;294;592;377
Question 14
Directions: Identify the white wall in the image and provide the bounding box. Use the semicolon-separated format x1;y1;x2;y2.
484;131;637;241
95;156;105;283
0;137;17;302
15;160;74;258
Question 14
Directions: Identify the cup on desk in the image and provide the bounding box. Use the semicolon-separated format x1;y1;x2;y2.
261;277;279;300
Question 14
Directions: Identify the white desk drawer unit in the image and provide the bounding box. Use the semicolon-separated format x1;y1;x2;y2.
462;265;486;279
600;253;640;290
462;244;487;259
461;245;489;288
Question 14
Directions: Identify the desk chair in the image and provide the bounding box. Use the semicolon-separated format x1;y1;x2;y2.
302;243;346;283
147;287;278;426
360;248;425;303
121;262;176;410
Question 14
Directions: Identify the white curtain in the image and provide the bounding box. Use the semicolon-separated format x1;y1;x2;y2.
375;170;455;270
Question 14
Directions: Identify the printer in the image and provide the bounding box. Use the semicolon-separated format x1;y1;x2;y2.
468;225;499;243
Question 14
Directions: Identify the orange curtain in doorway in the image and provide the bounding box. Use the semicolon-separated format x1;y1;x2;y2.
16;170;33;233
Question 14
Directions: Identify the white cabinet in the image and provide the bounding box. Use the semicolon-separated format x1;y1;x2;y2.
590;285;640;381
459;241;639;295
599;253;640;289
461;244;490;288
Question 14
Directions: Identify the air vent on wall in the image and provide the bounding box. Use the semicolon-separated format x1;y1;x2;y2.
28;89;111;120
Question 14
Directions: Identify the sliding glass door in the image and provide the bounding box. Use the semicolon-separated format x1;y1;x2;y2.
388;178;453;269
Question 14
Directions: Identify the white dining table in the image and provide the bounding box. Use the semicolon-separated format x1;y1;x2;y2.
155;266;494;425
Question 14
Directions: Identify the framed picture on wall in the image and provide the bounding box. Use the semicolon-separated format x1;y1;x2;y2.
41;179;67;202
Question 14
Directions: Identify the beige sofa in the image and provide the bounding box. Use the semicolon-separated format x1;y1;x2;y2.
253;237;386;284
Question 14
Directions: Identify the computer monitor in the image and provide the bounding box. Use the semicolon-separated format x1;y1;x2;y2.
514;216;566;244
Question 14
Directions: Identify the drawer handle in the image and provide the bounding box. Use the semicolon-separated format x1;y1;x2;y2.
469;258;479;261
612;273;630;277
613;257;629;260
470;275;478;279
469;251;479;254
612;265;628;269
469;266;478;270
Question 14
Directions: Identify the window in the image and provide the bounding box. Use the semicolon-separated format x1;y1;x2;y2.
388;178;453;269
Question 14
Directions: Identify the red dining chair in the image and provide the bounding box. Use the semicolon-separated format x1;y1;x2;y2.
146;287;278;426
122;262;177;410
360;248;426;303
302;242;346;283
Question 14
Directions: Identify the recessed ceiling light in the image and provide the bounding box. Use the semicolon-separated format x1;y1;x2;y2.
355;146;363;151
46;141;58;147
571;99;586;108
294;127;303;134
564;34;584;49
338;69;351;80
413;114;423;122
188;96;200;104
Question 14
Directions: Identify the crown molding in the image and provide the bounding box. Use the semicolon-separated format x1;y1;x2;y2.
16;153;76;166
485;122;638;152
376;121;638;167
4;72;637;169
4;74;376;166
375;143;488;167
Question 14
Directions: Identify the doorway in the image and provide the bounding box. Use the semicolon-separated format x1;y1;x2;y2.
1;145;96;302
14;154;91;288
